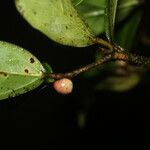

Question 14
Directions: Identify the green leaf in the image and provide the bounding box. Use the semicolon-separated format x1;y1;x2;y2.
105;0;118;41
0;41;45;100
42;63;54;83
15;0;95;47
81;0;104;7
76;0;139;36
76;0;105;35
115;10;142;50
117;0;139;22
72;0;83;6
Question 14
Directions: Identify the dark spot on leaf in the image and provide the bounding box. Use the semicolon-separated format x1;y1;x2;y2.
0;72;8;77
65;26;68;29
12;89;16;93
24;69;29;73
44;23;48;26
30;57;35;63
32;10;37;15
70;14;73;17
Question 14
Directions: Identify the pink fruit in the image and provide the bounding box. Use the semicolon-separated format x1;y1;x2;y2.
53;78;73;95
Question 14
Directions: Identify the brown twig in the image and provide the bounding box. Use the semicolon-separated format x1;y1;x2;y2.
43;37;150;80
44;51;150;80
112;51;150;67
44;54;112;79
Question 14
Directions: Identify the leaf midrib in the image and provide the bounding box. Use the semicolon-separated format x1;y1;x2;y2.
0;71;43;77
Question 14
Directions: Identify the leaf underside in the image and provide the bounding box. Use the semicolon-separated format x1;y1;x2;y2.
76;0;139;36
115;10;142;50
105;0;118;41
15;0;95;47
0;41;44;100
77;0;105;35
72;0;83;6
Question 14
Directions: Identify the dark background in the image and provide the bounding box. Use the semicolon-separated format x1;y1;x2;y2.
0;0;149;149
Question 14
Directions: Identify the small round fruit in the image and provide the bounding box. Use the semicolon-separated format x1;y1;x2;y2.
53;78;73;95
